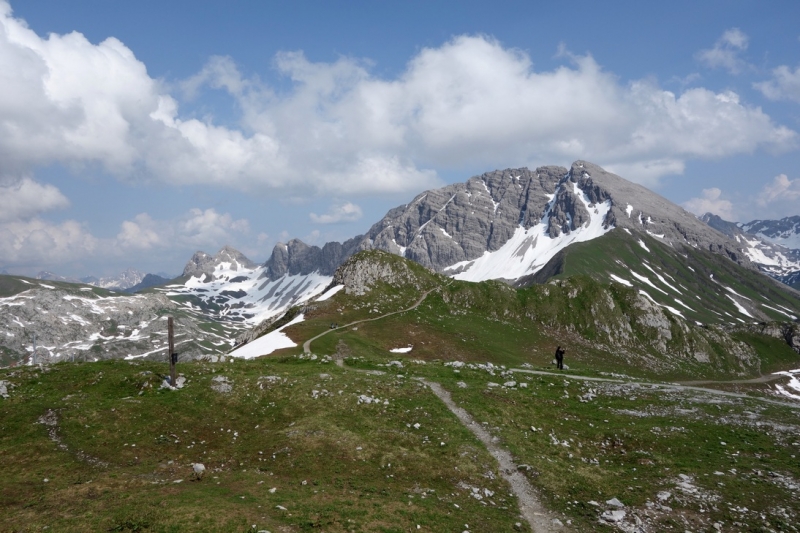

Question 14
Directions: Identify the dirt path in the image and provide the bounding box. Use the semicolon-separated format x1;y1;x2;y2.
303;286;439;354
510;368;800;410
678;374;787;385
418;379;561;532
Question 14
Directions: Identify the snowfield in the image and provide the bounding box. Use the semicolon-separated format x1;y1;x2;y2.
229;314;305;359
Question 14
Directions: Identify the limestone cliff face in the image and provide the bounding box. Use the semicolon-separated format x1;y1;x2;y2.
259;161;752;283
360;166;568;270
263;237;364;281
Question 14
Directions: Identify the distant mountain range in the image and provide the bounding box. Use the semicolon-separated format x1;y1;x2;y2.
35;268;174;293
4;160;798;367
701;214;800;290
161;161;798;331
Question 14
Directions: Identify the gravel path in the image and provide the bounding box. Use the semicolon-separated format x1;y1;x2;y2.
511;368;800;409
418;379;562;532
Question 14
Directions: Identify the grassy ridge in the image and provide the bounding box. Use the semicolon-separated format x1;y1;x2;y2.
285;250;799;382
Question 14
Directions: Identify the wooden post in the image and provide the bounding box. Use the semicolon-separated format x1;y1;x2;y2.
168;317;176;387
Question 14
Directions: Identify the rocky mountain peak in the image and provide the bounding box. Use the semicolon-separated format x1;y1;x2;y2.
182;246;255;279
253;160;756;288
263;237;364;281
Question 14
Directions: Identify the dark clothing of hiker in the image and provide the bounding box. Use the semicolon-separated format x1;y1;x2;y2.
555;346;565;370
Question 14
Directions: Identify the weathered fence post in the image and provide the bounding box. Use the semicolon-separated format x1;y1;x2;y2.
168;317;177;386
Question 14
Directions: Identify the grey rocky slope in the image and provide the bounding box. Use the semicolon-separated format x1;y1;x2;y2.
0;276;233;366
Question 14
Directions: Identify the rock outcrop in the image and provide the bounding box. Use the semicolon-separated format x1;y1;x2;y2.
331;250;436;296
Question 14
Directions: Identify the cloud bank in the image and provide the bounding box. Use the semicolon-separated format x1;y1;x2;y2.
0;4;795;198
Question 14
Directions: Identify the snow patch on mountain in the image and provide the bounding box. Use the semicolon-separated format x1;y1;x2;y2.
317;284;344;302
165;261;331;327
609;274;632;287
229;313;305;359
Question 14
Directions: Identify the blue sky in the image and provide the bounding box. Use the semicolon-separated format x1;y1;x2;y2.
1;0;800;278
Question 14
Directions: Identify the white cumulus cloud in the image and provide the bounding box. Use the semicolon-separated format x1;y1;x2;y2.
115;213;163;250
754;65;800;103
682;188;735;220
757;174;800;207
0;218;97;265
0;6;796;197
310;202;363;224
0;178;69;221
115;208;251;251
696;28;751;74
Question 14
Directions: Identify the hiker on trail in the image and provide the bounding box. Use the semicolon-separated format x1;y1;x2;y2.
555;346;565;370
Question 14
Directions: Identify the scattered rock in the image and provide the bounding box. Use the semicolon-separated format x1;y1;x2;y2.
191;463;205;480
601;509;626;523
258;376;282;389
0;380;12;399
160;375;186;390
606;497;625;508
211;375;233;394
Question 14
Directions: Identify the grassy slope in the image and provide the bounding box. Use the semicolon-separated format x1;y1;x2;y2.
0;359;526;532
3;251;800;531
2;355;799;532
286;250;799;382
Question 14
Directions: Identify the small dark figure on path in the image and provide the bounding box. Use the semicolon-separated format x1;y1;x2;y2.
555;346;565;370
